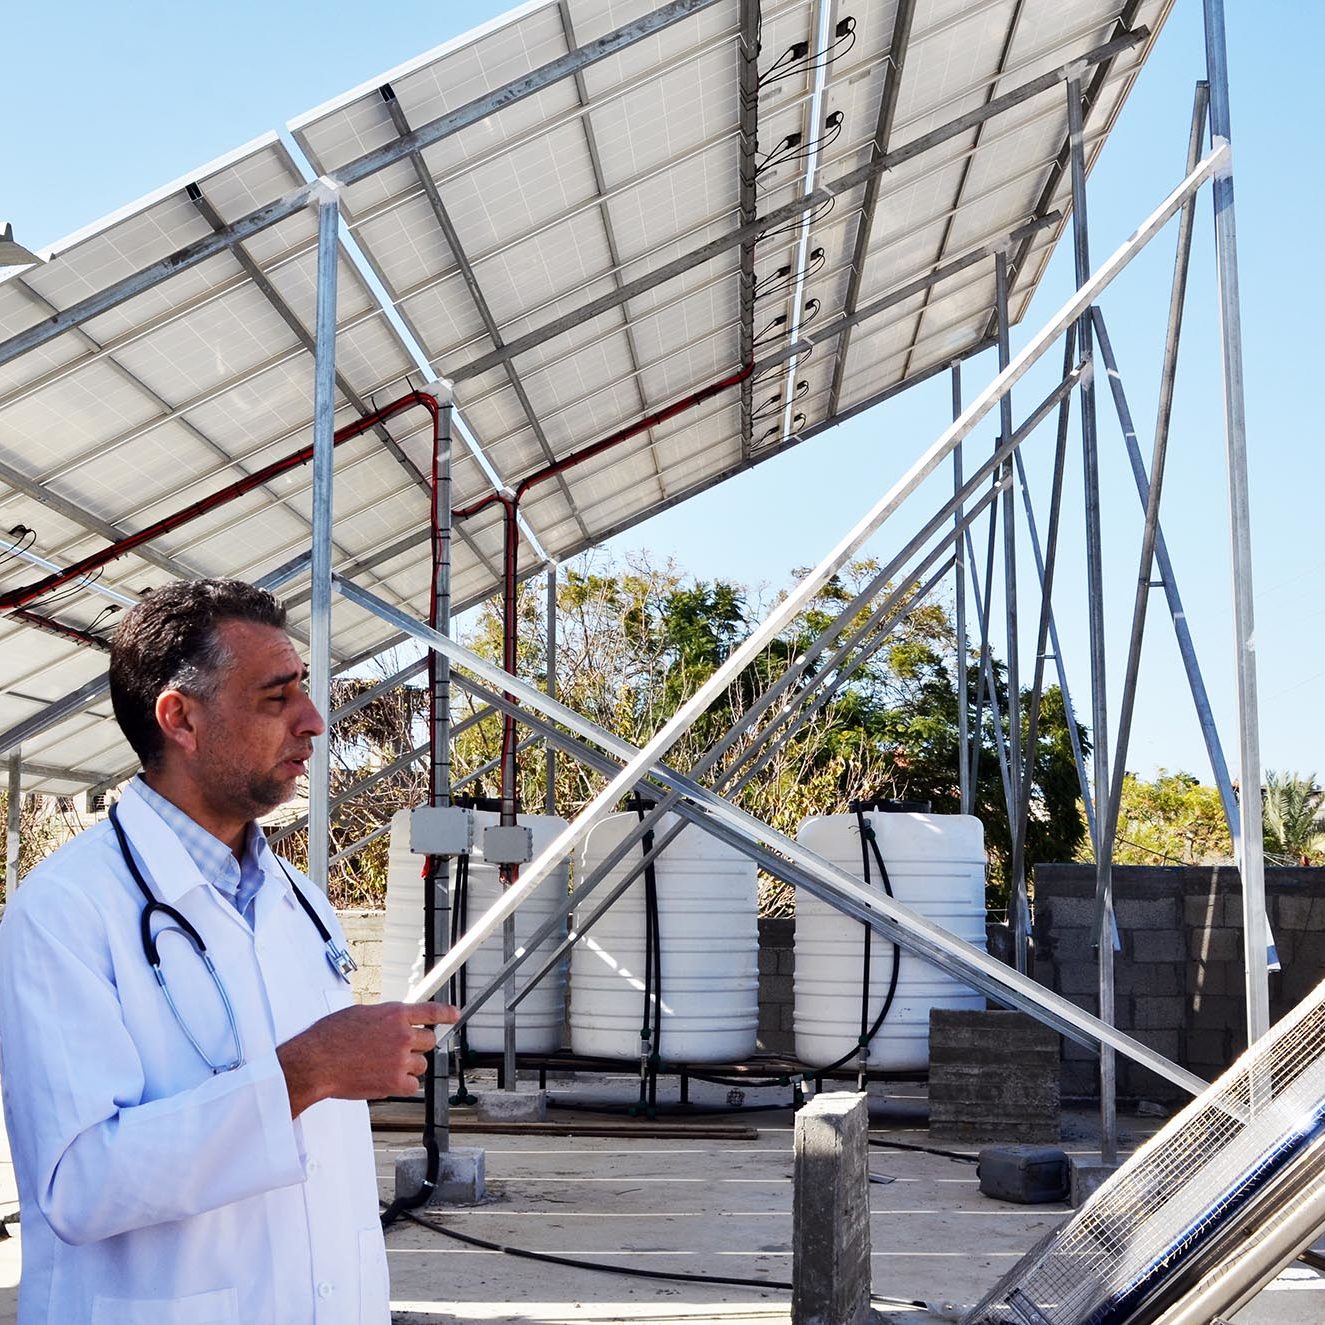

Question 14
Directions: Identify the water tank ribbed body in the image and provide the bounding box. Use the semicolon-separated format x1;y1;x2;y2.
570;811;759;1063
794;811;987;1071
380;808;569;1054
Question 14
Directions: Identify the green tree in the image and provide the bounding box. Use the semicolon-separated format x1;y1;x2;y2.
1087;769;1234;866
1262;770;1325;866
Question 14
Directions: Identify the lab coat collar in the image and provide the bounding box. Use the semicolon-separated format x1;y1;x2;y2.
114;780;293;909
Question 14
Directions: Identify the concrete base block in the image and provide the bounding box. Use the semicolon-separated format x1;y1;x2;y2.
394;1144;486;1205
474;1089;548;1123
1070;1157;1123;1208
793;1091;871;1325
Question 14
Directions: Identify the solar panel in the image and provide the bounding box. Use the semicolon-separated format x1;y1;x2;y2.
0;0;1175;788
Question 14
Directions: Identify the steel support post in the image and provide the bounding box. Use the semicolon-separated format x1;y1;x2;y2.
995;251;1028;970
965;515;1014;814
1203;0;1270;1043
953;365;972;815
546;565;558;815
1010;329;1079;906
307;186;339;893
428;380;455;1140
6;750;20;895
1067;78;1116;1166
1091;87;1212;951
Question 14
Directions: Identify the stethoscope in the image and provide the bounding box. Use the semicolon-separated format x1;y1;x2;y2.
108;803;358;1075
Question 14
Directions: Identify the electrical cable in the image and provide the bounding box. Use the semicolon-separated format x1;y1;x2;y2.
758;16;858;90
388;1205;928;1309
868;1136;979;1165
754;248;824;303
755;112;845;179
758;192;834;245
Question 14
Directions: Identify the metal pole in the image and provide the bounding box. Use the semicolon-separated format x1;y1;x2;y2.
1203;0;1270;1043
1009;327;1079;904
1090;87;1210;944
995;251;1027;971
1068;77;1116;1166
546;564;558;816
6;750;20;895
307;183;339;894
429;380;455;1142
953;365;972;815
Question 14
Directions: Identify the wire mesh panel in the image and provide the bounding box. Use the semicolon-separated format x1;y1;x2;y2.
963;980;1325;1325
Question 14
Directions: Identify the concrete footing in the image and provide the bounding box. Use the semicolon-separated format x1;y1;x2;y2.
474;1089;548;1123
928;1009;1061;1144
793;1090;871;1325
1070;1157;1122;1207
394;1144;486;1205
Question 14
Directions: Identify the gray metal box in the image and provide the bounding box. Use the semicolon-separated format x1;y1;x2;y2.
482;823;533;865
409;805;474;857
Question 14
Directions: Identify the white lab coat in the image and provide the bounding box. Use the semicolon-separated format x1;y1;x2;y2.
0;779;390;1324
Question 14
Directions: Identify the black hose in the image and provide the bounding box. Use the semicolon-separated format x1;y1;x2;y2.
381;851;447;1228
869;1136;978;1165
389;1207;927;1308
812;810;901;1077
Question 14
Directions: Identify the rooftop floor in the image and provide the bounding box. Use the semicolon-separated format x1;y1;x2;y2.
0;1074;1321;1322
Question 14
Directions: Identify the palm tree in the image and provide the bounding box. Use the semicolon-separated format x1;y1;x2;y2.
1262;770;1325;866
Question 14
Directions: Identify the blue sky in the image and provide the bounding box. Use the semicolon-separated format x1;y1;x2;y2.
2;1;1320;789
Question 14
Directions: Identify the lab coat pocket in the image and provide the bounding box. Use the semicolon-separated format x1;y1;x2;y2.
90;1285;239;1324
359;1226;392;1321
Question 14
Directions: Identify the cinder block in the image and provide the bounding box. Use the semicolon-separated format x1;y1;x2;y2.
1190;928;1241;962
1132;996;1183;1031
1130;930;1185;964
1118;962;1182;998
1116;897;1179;932
395;1144;485;1205
1071;1158;1122;1207
1274;894;1315;931
763;974;794;1002
777;948;797;975
758;947;778;976
1184;892;1221;928
474;1090;547;1123
793;1092;870;1325
1058;963;1100;996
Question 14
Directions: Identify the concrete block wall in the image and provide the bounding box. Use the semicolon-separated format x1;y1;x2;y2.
1033;865;1325;1102
758;917;796;1055
337;908;384;1004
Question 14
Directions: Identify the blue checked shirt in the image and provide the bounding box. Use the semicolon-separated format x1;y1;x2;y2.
134;776;268;926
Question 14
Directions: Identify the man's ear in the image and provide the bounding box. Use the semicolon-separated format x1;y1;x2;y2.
154;688;202;758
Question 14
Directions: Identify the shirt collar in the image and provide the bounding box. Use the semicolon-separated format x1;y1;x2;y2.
132;775;266;896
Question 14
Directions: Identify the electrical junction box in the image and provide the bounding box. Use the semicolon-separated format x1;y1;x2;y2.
409;805;474;857
482;824;534;866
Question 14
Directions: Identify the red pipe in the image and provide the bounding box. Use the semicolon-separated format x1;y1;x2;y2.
11;607;112;652
453;361;754;523
0;391;440;614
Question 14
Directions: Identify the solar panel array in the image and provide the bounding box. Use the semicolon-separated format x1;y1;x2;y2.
0;0;1174;793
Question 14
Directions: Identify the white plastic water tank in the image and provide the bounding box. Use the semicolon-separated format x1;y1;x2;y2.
379;807;569;1054
570;810;759;1063
794;808;987;1071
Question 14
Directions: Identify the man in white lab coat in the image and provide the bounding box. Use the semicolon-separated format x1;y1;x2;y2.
0;578;455;1324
